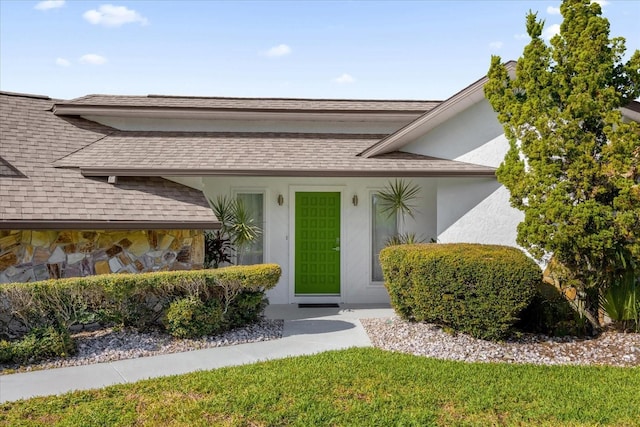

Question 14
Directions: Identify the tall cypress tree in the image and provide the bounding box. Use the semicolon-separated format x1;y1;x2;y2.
485;0;640;327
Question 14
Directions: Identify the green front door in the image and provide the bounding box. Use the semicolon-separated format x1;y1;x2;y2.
295;192;341;295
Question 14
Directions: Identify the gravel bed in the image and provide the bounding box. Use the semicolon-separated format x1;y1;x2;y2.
4;316;639;374
1;319;283;374
361;317;640;367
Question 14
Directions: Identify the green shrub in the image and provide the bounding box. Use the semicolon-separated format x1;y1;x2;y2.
212;264;282;291
165;296;225;339
0;277;103;337
0;326;75;365
0;264;281;338
165;290;269;338
224;291;268;328
0;339;12;363
380;244;540;340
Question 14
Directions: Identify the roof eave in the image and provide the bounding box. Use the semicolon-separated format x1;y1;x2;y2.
0;220;220;230
52;105;424;123
79;168;496;178
359;61;518;158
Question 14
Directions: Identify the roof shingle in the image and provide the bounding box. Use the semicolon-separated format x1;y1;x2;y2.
55;131;496;177
59;94;440;113
0;92;217;228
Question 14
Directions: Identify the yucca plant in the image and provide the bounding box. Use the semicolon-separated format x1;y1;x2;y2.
377;179;421;249
207;196;261;267
600;272;638;331
598;248;639;331
230;200;261;264
385;233;425;246
377;179;420;220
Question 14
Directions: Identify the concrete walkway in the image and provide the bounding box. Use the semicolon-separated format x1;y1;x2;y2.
0;304;394;403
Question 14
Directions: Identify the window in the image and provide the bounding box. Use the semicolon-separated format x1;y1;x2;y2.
235;192;264;265
371;193;397;282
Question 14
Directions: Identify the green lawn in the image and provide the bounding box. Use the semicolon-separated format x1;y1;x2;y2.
2;348;639;426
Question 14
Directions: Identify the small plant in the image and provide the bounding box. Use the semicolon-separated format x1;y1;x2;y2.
0;326;76;365
204;230;233;268
600;268;639;331
376;179;422;247
208;196;262;267
165;296;224;339
224;291;267;328
385;232;425;246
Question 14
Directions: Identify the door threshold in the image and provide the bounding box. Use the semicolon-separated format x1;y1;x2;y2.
298;303;340;308
294;294;340;297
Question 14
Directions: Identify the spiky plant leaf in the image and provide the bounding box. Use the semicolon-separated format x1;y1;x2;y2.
231;199;262;248
385;233;425;247
376;179;421;220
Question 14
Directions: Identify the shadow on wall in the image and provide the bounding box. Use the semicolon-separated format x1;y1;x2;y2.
403;101;505;162
437;178;509;239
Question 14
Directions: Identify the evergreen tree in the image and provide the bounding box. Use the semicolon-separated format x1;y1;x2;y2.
485;0;640;327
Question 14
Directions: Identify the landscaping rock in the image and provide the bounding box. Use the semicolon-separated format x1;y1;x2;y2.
361;317;640;367
0;319;284;373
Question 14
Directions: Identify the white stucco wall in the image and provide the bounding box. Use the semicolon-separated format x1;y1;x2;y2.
401;99;522;248
402;100;508;168
436;178;522;245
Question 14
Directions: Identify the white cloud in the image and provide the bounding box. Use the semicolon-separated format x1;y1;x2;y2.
79;54;107;65
547;6;561;15
333;73;355;84
83;4;148;27
55;57;70;67
489;41;504;50
514;33;528;40
543;23;561;40
35;0;65;10
263;44;292;58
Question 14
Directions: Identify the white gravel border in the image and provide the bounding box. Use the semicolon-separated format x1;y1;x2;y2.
361;316;640;366
1;319;283;374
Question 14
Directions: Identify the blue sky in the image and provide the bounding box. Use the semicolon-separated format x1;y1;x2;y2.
1;0;638;101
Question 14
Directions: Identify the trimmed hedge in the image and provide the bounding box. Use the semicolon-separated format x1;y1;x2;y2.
380;244;540;340
0;264;281;339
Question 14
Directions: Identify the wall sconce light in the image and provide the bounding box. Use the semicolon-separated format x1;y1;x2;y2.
352;194;358;206
277;194;284;206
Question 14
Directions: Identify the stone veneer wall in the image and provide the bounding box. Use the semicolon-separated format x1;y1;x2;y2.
0;230;205;284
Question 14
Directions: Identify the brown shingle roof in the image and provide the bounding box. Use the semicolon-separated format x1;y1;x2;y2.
55;131;496;177
0;92;218;229
59;94;440;113
0;156;23;177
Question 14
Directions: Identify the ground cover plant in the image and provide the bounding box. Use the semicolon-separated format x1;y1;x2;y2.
1;347;639;426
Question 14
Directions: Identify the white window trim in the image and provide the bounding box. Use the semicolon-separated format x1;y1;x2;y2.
368;188;397;287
